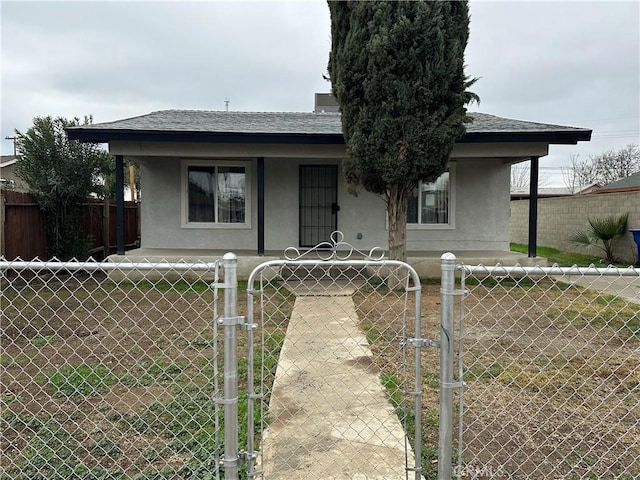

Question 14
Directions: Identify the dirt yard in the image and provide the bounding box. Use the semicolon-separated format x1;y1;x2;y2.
355;278;639;479
1;272;248;479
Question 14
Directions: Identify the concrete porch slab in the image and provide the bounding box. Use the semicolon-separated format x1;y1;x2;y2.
107;248;546;280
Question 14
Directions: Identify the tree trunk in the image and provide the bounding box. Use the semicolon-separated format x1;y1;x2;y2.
387;185;409;262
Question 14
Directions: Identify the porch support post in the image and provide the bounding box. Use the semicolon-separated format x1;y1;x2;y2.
115;155;125;255
257;157;265;256
527;156;539;258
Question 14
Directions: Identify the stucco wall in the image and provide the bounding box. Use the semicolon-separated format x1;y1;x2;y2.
263;157;387;251
405;158;511;252
0;162;29;192
140;157;259;250
139;155;388;251
134;145;514;253
510;191;640;264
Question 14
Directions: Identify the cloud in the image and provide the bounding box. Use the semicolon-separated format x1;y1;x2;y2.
2;0;638;187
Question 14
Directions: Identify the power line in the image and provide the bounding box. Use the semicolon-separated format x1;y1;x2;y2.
591;134;639;140
592;129;639;134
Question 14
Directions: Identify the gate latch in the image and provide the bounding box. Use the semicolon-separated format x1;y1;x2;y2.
402;338;440;349
217;315;245;326
238;450;258;466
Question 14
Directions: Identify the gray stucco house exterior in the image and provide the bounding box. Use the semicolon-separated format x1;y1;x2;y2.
67;106;591;273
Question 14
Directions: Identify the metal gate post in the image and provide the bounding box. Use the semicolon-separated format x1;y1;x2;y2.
438;253;456;480
221;253;239;480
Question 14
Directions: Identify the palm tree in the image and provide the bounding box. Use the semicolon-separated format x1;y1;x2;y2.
570;213;629;263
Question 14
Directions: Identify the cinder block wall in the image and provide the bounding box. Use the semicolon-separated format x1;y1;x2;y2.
510;191;640;264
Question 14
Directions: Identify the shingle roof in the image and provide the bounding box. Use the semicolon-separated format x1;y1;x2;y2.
66;110;592;145
599;171;640;190
75;110;343;135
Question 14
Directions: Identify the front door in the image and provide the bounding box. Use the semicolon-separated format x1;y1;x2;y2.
299;165;338;247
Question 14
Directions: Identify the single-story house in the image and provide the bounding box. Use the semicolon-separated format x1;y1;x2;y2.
0;156;28;191
66;95;591;276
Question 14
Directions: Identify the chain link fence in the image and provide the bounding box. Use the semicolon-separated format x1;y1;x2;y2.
1;251;429;480
454;264;639;479
2;252;637;480
0;258;228;480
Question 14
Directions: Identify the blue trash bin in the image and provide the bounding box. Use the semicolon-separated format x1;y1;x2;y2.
630;228;640;266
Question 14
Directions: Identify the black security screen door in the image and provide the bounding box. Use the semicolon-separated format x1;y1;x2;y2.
299;165;339;247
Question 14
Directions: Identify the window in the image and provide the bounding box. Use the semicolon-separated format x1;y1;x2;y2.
185;162;247;225
407;170;451;225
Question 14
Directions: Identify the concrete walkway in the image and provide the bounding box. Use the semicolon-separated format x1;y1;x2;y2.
561;274;640;304
260;294;414;479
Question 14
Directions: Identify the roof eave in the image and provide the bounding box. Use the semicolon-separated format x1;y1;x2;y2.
592;185;640;194
66;127;592;146
459;130;592;145
65;129;345;145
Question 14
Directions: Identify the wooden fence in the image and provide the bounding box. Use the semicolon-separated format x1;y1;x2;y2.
0;190;140;260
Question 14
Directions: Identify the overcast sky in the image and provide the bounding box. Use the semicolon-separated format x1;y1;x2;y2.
2;0;639;186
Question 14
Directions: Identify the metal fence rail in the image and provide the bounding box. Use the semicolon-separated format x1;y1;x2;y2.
451;262;639;479
0;257;226;480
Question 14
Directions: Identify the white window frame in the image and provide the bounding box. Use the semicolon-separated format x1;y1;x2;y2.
181;159;251;229
407;163;456;230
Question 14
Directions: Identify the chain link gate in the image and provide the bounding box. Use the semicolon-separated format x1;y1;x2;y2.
444;260;639;479
214;232;430;480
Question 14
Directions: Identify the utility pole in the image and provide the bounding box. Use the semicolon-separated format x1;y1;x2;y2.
224;98;230;112
4;136;17;155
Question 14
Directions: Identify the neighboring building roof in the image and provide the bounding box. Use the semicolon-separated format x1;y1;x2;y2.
510;184;600;200
314;93;340;113
66;110;592;146
597;171;640;192
0;155;18;168
0;155;29;192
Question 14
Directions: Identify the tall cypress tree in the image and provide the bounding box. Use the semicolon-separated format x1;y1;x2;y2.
328;0;477;260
